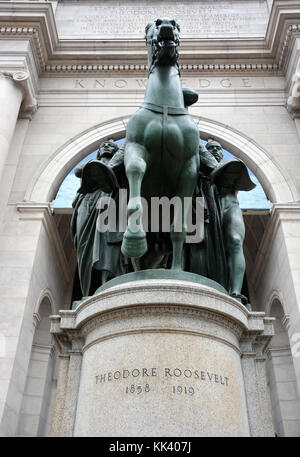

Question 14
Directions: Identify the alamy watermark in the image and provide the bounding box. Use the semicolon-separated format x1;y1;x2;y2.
96;189;204;243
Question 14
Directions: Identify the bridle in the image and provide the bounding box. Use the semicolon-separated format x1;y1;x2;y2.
146;28;181;76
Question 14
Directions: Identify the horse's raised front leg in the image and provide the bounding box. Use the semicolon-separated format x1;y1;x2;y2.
171;155;199;270
121;141;148;259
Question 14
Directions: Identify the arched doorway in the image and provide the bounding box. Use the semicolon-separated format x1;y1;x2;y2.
21;114;300;311
53;134;270;305
17;294;57;436
25;115;296;310
25;115;298;204
266;296;300;436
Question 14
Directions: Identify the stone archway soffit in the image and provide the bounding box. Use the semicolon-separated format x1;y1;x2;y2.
34;288;56;316
266;289;287;317
25;115;298;204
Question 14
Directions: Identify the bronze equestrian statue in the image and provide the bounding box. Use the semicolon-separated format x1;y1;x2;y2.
121;18;200;270
70;20;254;310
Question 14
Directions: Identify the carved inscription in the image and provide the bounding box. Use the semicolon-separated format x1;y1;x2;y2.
72;77;256;90
125;384;150;394
56;1;269;37
95;367;230;396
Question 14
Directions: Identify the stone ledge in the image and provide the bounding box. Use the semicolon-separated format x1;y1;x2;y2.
51;279;273;350
60;279;250;330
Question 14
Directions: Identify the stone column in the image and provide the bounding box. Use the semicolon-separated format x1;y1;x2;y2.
49;331;71;437
49;355;69;436
240;328;275;437
49;328;83;438
254;355;275;436
0;71;37;183
61;334;83;437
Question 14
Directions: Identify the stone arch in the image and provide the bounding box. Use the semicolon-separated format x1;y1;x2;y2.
25;117;127;203
34;288;56;317
265;293;300;437
268;296;290;348
196;117;299;203
24;115;298;204
17;291;57;437
266;289;287;318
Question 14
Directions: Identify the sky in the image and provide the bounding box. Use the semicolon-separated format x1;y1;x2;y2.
53;139;269;210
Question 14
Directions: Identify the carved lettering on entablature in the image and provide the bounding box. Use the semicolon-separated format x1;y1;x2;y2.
55;1;269;37
59;77;285;92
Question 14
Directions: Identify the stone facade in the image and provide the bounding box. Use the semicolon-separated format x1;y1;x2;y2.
0;0;300;436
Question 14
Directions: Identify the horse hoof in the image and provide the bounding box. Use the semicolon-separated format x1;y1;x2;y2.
121;230;147;258
230;292;249;308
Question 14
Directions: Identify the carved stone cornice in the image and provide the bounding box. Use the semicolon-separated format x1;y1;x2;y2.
16;202;71;284
278;25;300;70
0;1;300;77
79;304;245;340
43;62;280;76
32;342;56;358
250;203;300;287
50;315;72;354
0;25;46;73
266;346;292;359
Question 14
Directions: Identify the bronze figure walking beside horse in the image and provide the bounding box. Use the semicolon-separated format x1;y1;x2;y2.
121;18;200;270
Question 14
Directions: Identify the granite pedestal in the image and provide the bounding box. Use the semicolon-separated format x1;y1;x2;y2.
50;278;275;437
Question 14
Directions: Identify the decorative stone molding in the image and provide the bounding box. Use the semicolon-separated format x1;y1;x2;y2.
266;346;292;359
79;304;245;342
265;289;287;318
0;26;45;72
33;312;41;329
50;315;72;354
17;202;71;284
43;62;280;75
0;1;299;77
270;202;300;218
279;25;300;81
287;69;300;117
250;203;300;288
278;25;299;70
281;314;291;330
0;70;38;119
32;343;56;358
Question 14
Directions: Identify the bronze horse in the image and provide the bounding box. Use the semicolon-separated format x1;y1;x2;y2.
121;18;200;270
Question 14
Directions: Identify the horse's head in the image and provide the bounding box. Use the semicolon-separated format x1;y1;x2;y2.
145;18;180;71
